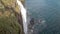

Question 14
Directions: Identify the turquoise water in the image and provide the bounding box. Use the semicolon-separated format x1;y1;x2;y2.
26;0;60;34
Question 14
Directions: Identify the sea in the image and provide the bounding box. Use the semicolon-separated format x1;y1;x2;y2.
25;0;60;34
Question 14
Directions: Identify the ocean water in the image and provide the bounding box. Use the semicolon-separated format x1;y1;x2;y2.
26;0;60;34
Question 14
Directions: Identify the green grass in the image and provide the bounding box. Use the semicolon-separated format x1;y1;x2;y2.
0;15;22;34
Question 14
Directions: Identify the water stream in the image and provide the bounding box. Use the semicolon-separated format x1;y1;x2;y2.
17;0;27;34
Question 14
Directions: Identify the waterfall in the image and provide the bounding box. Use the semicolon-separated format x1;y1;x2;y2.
17;0;27;34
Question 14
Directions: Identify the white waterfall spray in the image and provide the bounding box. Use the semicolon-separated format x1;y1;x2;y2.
17;0;27;34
